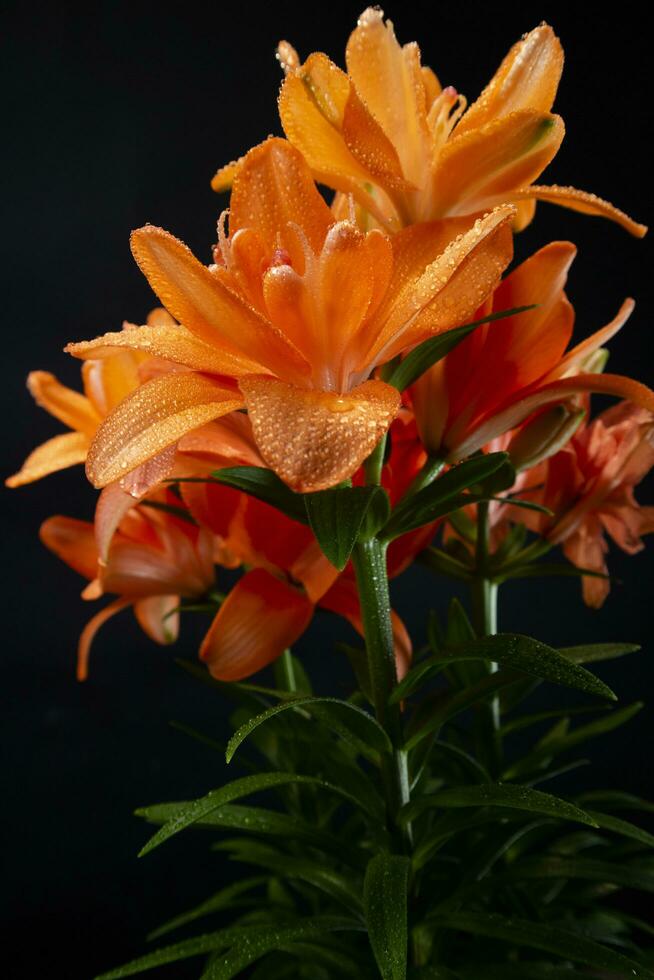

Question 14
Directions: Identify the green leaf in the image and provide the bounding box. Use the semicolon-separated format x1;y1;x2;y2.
199;919;363;980
504;702;644;778
138;772;370;857
457;967;604;979
559;642;641;664
364;853;410;980
304;486;389;569
383;454;509;539
489;855;654;893
226;696;392;763
211;466;307;523
576;790;654;813
399;782;597;828
386;307;535;391
147;878;268;940
391;634;615;705
437;911;653;977
580;810;654;850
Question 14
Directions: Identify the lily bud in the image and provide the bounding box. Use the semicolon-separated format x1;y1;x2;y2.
507;403;585;471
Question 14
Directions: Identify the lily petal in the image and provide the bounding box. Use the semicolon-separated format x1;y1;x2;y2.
26;370;101;437
6;431;89;487
509;185;647;237
229;137;333;257
431;110;564;217
77;598;132;680
86;373;244;488
457;25;563;135
130;225;310;383
39;516;99;580
134;595;180;645
546;298;635;380
240;375;400;492
67;323;260;378
200;569;313;681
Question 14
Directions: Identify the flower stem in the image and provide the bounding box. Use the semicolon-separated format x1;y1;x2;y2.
279;649;298;693
352;536;412;850
471;500;501;774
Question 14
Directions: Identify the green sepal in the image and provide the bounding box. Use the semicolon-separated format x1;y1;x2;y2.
363;853;410;980
304;485;390;569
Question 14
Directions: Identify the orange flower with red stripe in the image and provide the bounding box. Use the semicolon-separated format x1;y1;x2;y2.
270;10;645;237
409;242;654;461
66;138;515;494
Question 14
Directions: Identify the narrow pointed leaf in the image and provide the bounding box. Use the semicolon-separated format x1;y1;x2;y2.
488;855;654;893
559;642;640;664
364;853;410;980
582;810;654;849
399;782;597;828
226;696;391;763
437;911;653;977
387;307;535;391
383;453;509;539
211;466;308;522
304;486;389;569
138;772;368;857
147;878;268;940
391;633;615;704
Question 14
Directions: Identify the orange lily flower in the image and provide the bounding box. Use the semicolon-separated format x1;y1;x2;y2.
528;402;654;607
270;9;645;236
66;137;516;493
409;242;654;462
40;491;216;679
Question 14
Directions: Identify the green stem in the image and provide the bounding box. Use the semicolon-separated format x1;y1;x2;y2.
279;649;298;693
406;454;445;497
471;501;501;774
364;433;387;486
351;536;412;850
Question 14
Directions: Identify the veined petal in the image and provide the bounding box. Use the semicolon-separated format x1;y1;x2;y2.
177;413;264;467
39;516;99;580
130;225;309;383
134;595;180;644
200;569;313;681
509;185;647;237
81;350;143;416
26;371;101;438
363;206;515;367
67;323;261;378
6;431;89;487
86;373;244;488
95;482;140;562
77;598;132;680
450;373;654;460
430;110;564;216
457;25;563;135
229;137;333;257
563;530;610;609
240;375;400;492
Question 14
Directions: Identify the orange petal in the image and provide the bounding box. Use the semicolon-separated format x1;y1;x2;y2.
200;569;313;681
39;515;99;580
81;350;143;415
457;25;563;136
67;323;260;378
6;431;89;487
546;298;635;381
509;185;647;238
229;137;333;257
134;595;180;645
177;413;264;468
77;598;132;680
26;371;101;438
345;8;430;185
130;225;309;384
240;375;400;492
450;373;654;460
363;206;515;367
563;531;610;609
95;482;139;562
430;110;564;216
86;372;244;488
211;157;241;193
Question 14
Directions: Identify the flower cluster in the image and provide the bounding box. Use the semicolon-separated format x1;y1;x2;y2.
10;8;652;687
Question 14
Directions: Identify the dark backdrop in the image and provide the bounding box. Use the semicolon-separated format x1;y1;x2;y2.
2;2;651;977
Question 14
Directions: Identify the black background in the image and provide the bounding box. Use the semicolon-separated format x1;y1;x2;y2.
2;2;652;977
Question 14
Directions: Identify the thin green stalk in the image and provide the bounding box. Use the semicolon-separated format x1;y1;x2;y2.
364;432;387;486
406;454;446;498
471;501;501;774
351;536;412;850
279;649;298;693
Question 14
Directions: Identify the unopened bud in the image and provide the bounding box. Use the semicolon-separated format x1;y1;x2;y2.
508;403;585;471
